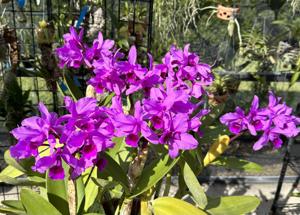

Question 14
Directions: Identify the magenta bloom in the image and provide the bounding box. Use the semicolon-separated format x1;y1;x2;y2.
56;27;85;69
159;113;199;158
112;100;158;147
220;92;300;150
10;96;115;180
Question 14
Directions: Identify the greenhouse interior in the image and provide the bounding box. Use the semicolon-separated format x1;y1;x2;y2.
0;0;300;214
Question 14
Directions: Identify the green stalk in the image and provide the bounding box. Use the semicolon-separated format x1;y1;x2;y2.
120;141;149;215
68;180;76;215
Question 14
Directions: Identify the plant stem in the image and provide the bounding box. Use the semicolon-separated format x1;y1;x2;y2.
120;141;149;215
68;180;76;215
230;132;243;143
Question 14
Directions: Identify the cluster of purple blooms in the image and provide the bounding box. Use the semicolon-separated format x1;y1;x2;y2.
9;27;299;180
55;27;213;97
220;92;300;150
10;27;213;179
10;97;114;179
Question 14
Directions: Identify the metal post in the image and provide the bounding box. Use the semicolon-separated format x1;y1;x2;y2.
271;139;293;214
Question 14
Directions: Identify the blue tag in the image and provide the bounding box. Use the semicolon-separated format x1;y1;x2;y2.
76;5;89;28
17;0;26;8
58;81;68;91
73;76;81;87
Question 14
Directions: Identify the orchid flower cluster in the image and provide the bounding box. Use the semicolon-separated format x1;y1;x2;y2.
10;97;114;180
55;27;213;97
9;27;213;180
220;92;300;150
9;27;300;180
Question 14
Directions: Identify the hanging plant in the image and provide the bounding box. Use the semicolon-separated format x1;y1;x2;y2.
35;20;60;91
0;24;8;62
3;27;19;73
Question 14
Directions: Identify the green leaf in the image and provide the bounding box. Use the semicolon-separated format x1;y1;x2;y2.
183;162;207;209
84;213;105;215
20;189;62;215
75;177;86;214
46;172;69;215
211;157;263;173
199;126;229;145
130;155;179;198
290;72;300;88
4;150;27;173
0;206;26;215
182;150;203;176
152;197;207;215
107;137;125;159
2;200;24;211
4;150;38;176
201;103;225;126
63;73;84;100
100;153;130;193
100;92;115;106
0;175;44;186
0;165;24;179
205;196;260;215
84;168;99;212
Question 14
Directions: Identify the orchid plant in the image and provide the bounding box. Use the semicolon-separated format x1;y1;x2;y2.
0;27;299;215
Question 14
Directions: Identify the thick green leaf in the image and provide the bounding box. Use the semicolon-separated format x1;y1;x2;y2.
183;162;207;209
290;72;300;87
20;189;62;215
152;197;207;215
63;73;84;100
130;155;179;198
4;150;39;176
0;175;44;186
75;177;86;214
2;200;24;211
4;150;28;173
0;206;26;215
100;153;130;193
107;137;125;159
205;196;260;215
46;172;69;215
0;165;24;179
211;157;263;173
183;150;203;175
84;168;99;211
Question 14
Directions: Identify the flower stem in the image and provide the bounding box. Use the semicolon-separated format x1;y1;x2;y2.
120;141;149;215
68;180;76;215
230;132;243;143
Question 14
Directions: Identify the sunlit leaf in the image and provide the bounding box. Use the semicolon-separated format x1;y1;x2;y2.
210;157;263;173
183;162;207;209
205;196;260;215
152;197;207;215
20;189;62;215
130;155;179;198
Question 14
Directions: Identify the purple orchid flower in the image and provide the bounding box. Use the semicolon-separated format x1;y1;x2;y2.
221;92;300;151
159;113;199;158
112;100;158;147
219;107;248;134
56;27;85;69
10;103;59;160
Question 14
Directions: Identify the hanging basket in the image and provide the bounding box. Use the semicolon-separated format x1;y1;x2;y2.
217;5;240;21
